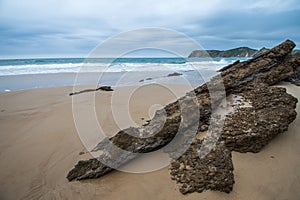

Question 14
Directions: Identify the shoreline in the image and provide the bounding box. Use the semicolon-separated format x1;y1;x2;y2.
0;82;299;199
0;70;215;93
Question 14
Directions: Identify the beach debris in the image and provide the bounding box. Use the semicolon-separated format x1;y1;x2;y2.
167;72;182;77
69;85;113;96
96;86;113;91
67;40;299;194
69;89;96;96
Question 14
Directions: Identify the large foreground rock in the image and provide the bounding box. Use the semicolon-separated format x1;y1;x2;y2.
67;40;299;194
222;85;297;153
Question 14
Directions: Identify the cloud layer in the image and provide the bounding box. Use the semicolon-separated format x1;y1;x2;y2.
0;0;299;57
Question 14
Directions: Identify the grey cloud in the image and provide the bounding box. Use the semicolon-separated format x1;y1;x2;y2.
0;0;299;57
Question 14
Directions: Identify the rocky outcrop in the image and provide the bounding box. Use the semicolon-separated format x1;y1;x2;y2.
170;85;297;194
221;86;297;153
67;40;299;194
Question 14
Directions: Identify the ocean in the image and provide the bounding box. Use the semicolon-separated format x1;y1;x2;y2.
0;57;248;92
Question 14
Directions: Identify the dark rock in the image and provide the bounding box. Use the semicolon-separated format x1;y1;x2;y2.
167;72;182;77
169;140;234;194
221;85;297;153
96;86;113;91
69;85;113;96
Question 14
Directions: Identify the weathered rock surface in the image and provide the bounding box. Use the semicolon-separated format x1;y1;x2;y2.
169;140;234;194
222;85;297;153
67;40;299;194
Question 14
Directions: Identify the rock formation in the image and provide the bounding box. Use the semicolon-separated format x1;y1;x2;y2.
169;140;234;194
67;40;299;194
221;85;297;153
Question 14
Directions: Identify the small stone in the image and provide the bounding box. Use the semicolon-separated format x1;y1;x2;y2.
167;72;182;77
200;124;208;132
179;187;189;195
171;161;180;169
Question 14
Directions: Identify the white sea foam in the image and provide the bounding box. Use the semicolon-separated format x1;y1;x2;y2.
0;59;239;76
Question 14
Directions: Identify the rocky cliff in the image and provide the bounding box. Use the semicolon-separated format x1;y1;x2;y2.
67;40;300;195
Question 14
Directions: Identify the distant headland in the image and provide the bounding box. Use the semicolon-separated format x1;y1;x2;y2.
188;46;300;58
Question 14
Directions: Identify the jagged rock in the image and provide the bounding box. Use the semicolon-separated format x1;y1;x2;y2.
169;140;234;194
222;85;297;153
67;40;298;194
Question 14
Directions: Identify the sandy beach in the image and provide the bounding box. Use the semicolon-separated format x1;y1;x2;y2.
0;82;299;200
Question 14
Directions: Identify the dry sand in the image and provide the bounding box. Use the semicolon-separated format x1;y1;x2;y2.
0;82;299;200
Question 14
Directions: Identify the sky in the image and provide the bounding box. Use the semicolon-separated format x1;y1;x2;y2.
0;0;300;58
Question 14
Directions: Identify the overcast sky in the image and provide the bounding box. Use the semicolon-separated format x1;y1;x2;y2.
0;0;300;58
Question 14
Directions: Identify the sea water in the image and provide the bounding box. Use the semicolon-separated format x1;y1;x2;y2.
0;57;248;92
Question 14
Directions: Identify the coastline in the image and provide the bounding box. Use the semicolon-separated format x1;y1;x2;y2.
0;70;216;93
0;82;299;199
